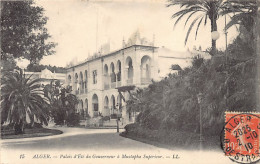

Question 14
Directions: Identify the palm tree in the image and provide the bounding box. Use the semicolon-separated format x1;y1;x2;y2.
167;0;233;54
1;69;50;134
224;1;258;37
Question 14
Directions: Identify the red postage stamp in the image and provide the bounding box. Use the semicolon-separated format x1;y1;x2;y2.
224;112;260;163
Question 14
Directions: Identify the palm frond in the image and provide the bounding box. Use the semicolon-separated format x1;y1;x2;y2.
195;16;204;40
185;14;204;45
184;11;200;28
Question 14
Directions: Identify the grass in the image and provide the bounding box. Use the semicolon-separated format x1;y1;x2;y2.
1;127;63;139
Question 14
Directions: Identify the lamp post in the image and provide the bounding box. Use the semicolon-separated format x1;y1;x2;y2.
116;103;119;133
15;57;30;75
224;14;229;108
197;92;203;150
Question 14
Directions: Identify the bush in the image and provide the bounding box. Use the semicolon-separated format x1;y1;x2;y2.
24;123;43;129
66;113;80;127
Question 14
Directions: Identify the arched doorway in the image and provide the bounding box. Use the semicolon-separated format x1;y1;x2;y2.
141;55;152;84
92;94;99;117
104;96;109;116
79;99;84;119
117;94;122;117
110;95;116;115
85;98;88;117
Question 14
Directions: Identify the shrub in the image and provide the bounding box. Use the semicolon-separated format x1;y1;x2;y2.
66;113;80;127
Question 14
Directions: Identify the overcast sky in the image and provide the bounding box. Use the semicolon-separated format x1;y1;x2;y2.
36;0;238;67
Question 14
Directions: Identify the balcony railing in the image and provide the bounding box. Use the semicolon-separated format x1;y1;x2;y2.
104;83;110;90
85;88;88;93
141;78;151;84
117;81;121;87
127;78;133;85
111;82;116;88
80;89;84;94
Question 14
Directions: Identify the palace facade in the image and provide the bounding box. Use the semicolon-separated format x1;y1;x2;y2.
65;44;159;124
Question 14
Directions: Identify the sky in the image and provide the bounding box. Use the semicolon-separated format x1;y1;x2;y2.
36;0;238;67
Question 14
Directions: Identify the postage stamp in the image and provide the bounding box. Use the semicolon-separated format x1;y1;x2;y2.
224;112;260;163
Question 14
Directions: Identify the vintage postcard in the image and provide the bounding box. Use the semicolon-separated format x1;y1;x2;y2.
1;0;259;164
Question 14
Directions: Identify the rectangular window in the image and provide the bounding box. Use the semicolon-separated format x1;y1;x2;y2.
93;70;97;84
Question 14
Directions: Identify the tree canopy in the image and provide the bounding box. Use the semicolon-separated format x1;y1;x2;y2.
1;0;56;64
1;70;50;134
167;0;257;54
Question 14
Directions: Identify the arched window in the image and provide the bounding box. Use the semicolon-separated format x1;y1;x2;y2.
141;55;152;84
104;96;109;116
116;60;121;81
68;75;71;85
84;70;88;93
80;72;83;92
110;63;116;83
92;94;99;117
104;65;109;89
126;57;134;84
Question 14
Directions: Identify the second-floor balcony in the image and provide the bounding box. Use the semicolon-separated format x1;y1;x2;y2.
111;82;116;88
104;83;110;90
80;89;84;94
127;78;133;85
85;88;88;93
117;81;121;87
141;78;152;84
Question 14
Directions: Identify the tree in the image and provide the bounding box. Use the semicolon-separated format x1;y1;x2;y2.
1;1;56;64
167;0;250;54
43;81;79;126
1;69;50;134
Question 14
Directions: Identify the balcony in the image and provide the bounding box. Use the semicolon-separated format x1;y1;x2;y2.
104;83;110;90
117;81;121;87
141;78;151;84
111;82;116;88
127;78;133;85
85;88;88;93
80;89;84;94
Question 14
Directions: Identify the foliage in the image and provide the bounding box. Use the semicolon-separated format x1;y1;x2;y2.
0;53;17;72
170;64;182;70
128;1;258;140
44;81;79;126
1;0;56;64
1;69;50;134
27;64;66;73
167;0;256;54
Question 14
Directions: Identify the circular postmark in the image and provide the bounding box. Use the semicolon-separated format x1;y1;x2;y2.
220;112;260;164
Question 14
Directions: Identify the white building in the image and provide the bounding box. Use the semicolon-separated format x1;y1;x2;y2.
65;30;211;125
66;41;159;124
25;68;66;86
